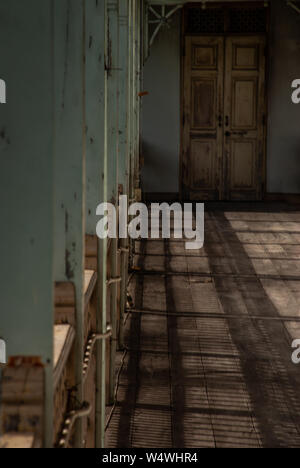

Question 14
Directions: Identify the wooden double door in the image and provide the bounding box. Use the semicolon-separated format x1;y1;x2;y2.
182;35;266;201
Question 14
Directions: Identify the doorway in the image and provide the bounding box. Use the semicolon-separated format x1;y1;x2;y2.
181;4;268;201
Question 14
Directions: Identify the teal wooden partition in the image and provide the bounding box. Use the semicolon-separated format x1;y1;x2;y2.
118;0;130;349
0;0;55;447
53;0;86;447
0;0;142;448
85;0;108;448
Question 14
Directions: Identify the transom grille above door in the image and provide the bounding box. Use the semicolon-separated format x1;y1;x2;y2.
185;6;268;35
186;9;225;34
229;8;267;33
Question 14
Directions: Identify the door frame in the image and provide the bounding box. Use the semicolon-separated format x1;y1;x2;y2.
179;1;270;201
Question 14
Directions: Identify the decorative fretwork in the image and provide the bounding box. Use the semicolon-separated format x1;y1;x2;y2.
229;8;267;33
287;1;300;15
186;8;225;34
185;7;268;35
148;4;183;47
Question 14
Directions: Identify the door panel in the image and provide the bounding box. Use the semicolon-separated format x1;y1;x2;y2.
182;35;266;201
230;139;255;189
191;78;216;129
191;44;218;70
224;36;266;200
190;139;217;190
232;78;258;128
183;37;224;200
233;45;259;70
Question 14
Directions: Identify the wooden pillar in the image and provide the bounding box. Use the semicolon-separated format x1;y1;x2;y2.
53;0;86;448
0;0;55;447
107;0;120;404
85;0;108;449
134;0;142;195
107;0;119;204
130;0;137;204
127;0;133;202
118;0;130;349
118;0;130;197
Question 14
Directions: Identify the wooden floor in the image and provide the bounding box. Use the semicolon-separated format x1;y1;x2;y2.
106;203;300;448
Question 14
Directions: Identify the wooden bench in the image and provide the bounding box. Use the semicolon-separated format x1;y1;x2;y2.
54;282;76;327
0;433;40;449
53;268;99;447
1;238;111;448
53;282;76;444
0;358;44;444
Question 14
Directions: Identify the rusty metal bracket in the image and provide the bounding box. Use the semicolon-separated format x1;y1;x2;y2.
118;247;130;254
58;402;92;448
83;327;112;381
106;277;122;286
